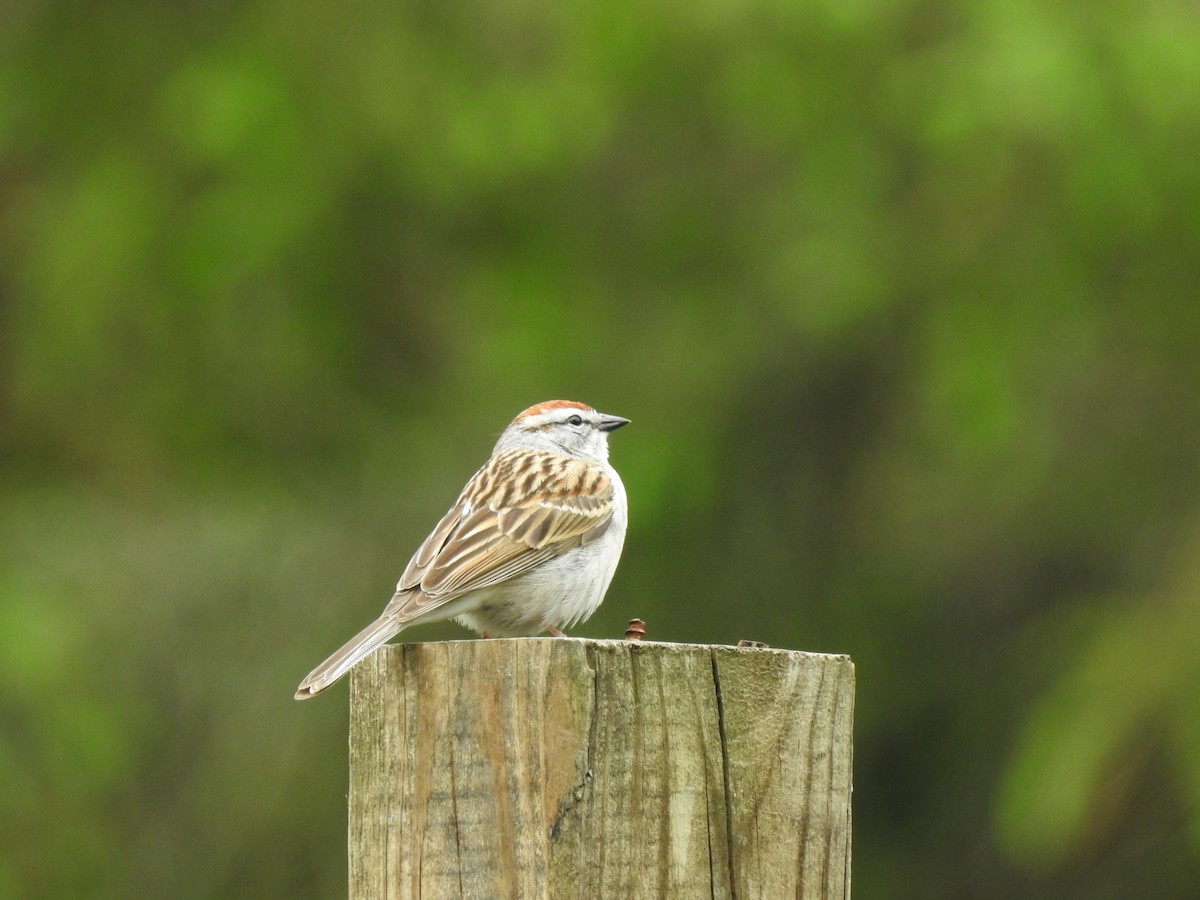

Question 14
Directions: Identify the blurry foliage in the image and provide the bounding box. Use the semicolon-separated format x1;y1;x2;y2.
1;0;1199;897
997;530;1200;868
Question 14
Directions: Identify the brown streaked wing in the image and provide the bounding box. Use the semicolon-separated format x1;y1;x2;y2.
384;451;613;621
395;501;463;593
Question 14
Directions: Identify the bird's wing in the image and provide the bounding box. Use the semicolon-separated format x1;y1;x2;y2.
383;450;614;622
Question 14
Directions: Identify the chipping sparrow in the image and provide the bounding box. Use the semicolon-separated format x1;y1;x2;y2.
294;400;629;699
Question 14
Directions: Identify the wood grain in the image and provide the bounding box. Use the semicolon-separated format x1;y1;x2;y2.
348;639;853;899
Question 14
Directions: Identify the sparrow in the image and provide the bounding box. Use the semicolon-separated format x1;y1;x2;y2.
294;400;629;699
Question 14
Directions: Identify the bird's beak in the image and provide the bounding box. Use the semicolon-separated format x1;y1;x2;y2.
597;413;630;432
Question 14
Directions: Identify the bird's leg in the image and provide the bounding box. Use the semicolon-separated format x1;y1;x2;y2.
546;625;566;637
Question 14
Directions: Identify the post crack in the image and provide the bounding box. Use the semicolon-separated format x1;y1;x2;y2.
549;645;600;840
710;648;739;900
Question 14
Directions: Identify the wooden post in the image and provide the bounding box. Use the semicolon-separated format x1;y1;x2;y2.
348;639;854;899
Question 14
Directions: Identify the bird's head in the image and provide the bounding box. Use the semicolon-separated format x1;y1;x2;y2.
501;400;629;461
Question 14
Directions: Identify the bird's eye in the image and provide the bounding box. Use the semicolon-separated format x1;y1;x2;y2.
567;415;583;426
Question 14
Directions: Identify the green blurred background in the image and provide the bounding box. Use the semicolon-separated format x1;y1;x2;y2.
2;0;1199;896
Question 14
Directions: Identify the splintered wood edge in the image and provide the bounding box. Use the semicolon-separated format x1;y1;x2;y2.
365;636;853;666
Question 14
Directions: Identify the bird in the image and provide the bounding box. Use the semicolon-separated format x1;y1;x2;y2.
294;400;630;699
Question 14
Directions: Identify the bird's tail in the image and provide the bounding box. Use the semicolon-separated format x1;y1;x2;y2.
294;616;405;700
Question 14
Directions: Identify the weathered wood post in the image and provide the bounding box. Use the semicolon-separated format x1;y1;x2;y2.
348;639;854;898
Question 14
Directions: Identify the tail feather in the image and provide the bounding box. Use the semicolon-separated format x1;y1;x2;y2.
294;616;405;700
